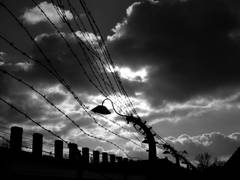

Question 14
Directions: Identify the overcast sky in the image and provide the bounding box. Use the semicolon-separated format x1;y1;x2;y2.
1;0;240;161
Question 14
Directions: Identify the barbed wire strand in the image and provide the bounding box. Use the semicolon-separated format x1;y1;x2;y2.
0;33;141;158
0;68;145;150
0;96;69;144
50;0;130;115
0;4;131;158
79;0;137;116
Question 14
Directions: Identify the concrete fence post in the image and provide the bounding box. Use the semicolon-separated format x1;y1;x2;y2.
10;126;23;151
93;150;100;164
102;152;108;163
82;147;89;164
54;140;63;159
68;143;79;160
32;133;43;157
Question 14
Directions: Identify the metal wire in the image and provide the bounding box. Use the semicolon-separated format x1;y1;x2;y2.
0;1;149;159
0;96;69;144
79;0;137;116
0;68;145;150
52;0;129;115
0;32;131;157
58;0;142;136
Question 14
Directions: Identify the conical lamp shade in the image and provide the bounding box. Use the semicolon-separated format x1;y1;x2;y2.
91;105;111;115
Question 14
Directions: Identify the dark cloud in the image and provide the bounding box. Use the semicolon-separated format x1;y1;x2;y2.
0;91;49;123
0;31;115;143
27;32;116;95
46;92;67;105
2;0;240;155
151;104;240;138
0;73;12;96
0;32;112;97
108;0;240;103
166;132;240;160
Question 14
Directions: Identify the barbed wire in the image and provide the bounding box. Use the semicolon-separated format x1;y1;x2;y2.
0;0;139;140
82;0;134;116
74;0;148;142
0;68;145;150
49;0;131;115
50;0;111;99
0;8;129;158
0;32;138;158
0;134;9;143
0;1;155;159
0;96;69;144
0;34;141;143
54;0;143;138
94;113;143;143
31;0;133;124
63;0;114;99
79;0;138;116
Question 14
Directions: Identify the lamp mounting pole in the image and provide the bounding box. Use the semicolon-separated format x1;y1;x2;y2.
102;98;157;161
101;98;126;117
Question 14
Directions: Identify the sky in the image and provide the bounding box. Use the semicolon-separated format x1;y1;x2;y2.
1;0;240;162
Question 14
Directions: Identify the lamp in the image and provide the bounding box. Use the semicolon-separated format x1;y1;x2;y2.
91;105;111;115
91;98;126;117
91;98;157;161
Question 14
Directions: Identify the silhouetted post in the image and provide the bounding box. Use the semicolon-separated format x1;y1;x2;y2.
102;152;108;163
54;140;63;159
10;126;23;151
110;154;116;164
82;147;89;164
93;150;100;164
116;156;123;163
126;116;157;161
68;143;79;160
32;133;43;157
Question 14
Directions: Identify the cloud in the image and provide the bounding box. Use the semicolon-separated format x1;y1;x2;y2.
118;140;148;160
0;52;5;56
108;0;240;104
165;132;240;160
45;91;67;105
0;31;106;96
15;62;32;71
3;0;240;159
0;53;5;66
147;92;240;125
0;91;54;124
21;1;73;26
0;46;143;154
111;66;149;82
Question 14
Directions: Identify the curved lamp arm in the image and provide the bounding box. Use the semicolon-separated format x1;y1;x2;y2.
102;98;127;117
97;98;157;160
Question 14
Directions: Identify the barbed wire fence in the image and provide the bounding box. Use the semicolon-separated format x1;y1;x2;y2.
0;0;175;161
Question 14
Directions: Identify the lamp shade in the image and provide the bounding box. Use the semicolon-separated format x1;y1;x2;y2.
91;105;111;115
